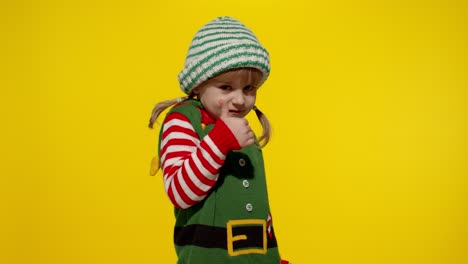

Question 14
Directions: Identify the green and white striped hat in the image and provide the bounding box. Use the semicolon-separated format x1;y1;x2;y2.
178;16;270;94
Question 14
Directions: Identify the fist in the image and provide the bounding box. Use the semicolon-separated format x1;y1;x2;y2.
219;100;255;148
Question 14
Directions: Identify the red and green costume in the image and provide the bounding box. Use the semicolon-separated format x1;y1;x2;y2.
157;99;285;263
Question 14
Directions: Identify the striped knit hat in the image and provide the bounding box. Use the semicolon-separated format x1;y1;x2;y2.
178;16;270;94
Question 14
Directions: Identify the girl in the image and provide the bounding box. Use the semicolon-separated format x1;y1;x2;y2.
149;16;289;264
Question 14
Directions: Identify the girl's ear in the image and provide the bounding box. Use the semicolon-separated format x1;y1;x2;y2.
192;86;201;96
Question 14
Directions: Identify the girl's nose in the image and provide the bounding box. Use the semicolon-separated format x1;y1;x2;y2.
231;91;245;105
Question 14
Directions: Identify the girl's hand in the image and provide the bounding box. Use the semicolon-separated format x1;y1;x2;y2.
219;100;255;148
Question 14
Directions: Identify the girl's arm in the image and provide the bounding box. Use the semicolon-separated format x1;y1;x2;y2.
159;111;240;209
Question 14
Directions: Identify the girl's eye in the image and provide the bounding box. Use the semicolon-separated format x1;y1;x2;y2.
219;85;231;91
244;86;256;92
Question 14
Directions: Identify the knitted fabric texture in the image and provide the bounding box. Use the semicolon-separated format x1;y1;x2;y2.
178;16;270;95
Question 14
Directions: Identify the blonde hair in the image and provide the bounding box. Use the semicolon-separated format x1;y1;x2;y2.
148;95;190;128
148;68;272;147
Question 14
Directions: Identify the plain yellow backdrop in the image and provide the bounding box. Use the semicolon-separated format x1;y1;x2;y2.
1;0;467;263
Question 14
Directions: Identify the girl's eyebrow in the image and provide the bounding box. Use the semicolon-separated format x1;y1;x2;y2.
211;79;234;85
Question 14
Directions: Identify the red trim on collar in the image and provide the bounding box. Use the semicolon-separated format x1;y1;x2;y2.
200;108;215;125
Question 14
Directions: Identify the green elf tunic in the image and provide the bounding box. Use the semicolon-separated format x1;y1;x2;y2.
159;99;281;264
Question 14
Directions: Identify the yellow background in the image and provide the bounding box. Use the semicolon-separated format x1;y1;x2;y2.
1;0;467;263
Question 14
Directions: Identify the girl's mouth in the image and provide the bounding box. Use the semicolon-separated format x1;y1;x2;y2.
228;110;244;117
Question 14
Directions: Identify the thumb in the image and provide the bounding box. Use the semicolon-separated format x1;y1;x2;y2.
219;99;230;118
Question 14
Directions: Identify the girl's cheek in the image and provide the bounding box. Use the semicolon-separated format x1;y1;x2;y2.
247;96;256;106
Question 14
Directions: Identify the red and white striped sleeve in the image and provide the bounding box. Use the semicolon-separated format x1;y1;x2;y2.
159;111;240;209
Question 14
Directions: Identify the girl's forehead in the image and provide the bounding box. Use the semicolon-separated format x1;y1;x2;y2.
211;69;262;83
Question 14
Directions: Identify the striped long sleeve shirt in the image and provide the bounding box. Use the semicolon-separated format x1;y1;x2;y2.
160;109;241;209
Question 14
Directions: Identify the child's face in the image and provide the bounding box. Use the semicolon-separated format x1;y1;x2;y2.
193;69;262;119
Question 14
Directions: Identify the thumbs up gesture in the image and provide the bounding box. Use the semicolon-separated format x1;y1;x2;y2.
219;100;255;148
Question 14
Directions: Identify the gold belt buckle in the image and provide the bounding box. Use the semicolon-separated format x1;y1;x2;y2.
226;219;267;256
